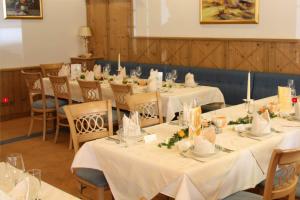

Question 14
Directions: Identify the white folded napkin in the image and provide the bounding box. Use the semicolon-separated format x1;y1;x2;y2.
119;67;126;78
251;110;271;136
185;73;196;87
9;177;30;200
147;77;157;92
148;69;163;89
58;64;70;77
123;112;141;137
295;102;300;120
93;64;101;78
114;74;123;84
71;64;82;80
85;71;95;81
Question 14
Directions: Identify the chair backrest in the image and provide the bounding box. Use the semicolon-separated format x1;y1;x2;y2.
40;63;64;77
64;100;113;153
126;92;163;128
263;148;300;200
78;80;102;102
110;83;133;111
48;75;72;107
21;70;46;109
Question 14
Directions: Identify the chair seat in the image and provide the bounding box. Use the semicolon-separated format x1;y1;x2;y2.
32;98;68;110
75;168;108;187
223;191;262;200
297;179;300;197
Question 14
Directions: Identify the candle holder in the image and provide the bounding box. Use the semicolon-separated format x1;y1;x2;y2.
243;99;254;116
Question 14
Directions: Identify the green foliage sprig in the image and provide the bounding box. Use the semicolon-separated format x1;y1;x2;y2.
158;128;189;149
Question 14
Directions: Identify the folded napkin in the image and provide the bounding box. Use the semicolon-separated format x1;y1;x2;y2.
123;112;141;137
71;64;82;80
251;110;271;136
148;69;163;89
9;177;30;200
114;74;123;84
278;86;292;112
189;107;202;136
85;71;95;81
119;67;126;78
193;127;216;155
185;73;196;87
58;64;70;77
93;64;101;79
295;101;300;120
147;77;158;92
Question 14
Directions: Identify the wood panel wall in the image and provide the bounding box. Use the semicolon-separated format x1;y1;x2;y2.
0;67;41;121
86;0;300;75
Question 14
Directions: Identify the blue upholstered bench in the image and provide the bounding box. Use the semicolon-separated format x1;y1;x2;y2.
95;60;300;105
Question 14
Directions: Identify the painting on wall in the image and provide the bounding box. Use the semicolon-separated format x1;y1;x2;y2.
200;0;259;24
3;0;43;19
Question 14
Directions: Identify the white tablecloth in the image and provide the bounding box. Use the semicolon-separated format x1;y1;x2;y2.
0;163;79;200
71;96;300;200
43;78;225;121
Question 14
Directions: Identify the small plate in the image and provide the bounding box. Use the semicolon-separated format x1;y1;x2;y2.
190;146;218;158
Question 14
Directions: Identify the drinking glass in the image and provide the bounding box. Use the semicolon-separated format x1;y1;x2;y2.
130;69;137;79
136;66;142;78
27;169;41;200
288;79;297;98
171;69;177;83
165;72;172;84
82;62;87;72
105;64;111;75
6;153;25;185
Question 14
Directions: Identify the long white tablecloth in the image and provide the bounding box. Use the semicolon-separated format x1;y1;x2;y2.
0;163;79;200
71;97;300;200
43;78;225;122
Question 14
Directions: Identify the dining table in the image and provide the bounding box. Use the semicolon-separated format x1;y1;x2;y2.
71;96;300;200
0;162;79;200
43;78;225;122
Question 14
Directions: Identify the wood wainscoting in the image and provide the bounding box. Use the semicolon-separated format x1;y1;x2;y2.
86;0;300;75
0;67;41;121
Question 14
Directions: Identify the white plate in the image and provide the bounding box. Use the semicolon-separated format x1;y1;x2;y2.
190;146;218;158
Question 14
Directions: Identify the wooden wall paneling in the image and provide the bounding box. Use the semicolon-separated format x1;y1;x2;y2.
227;41;267;72
129;38;161;64
268;41;300;74
190;40;226;69
108;0;131;61
160;39;191;66
86;0;108;58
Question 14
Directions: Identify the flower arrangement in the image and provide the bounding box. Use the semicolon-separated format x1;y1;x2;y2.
158;128;189;149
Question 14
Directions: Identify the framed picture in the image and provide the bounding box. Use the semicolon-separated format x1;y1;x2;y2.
3;0;43;19
200;0;259;24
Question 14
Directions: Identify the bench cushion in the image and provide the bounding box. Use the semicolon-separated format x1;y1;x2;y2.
75;168;108;187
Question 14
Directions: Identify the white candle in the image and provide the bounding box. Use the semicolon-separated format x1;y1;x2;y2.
247;72;251;101
118;53;121;70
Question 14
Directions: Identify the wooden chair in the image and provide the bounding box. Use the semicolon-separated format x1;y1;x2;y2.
22;71;59;140
64;100;113;200
224;148;300;200
77;80;102;102
40;63;64;77
48;75;72;149
110;83;133;123
126;92;163;128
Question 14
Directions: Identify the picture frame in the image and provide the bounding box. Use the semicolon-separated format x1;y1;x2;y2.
3;0;43;19
200;0;259;24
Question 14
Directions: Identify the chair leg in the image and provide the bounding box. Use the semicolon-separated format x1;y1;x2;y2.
69;134;72;150
54;117;60;143
95;187;105;200
28;111;34;136
42;112;47;141
288;189;296;200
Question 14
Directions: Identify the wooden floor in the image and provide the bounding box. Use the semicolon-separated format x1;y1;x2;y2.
0;117;168;200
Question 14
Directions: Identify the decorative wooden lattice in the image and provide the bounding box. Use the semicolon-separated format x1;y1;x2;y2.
75;112;107;135
135;102;159;120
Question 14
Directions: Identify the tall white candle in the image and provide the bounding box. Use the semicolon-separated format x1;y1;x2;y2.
118;53;121;70
247;72;251;101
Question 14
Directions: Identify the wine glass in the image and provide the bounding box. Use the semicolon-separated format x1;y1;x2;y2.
27;169;41;200
136;66;142;78
82;62;87;73
165;72;172;85
130;69;137;79
171;69;177;83
6;153;25;185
